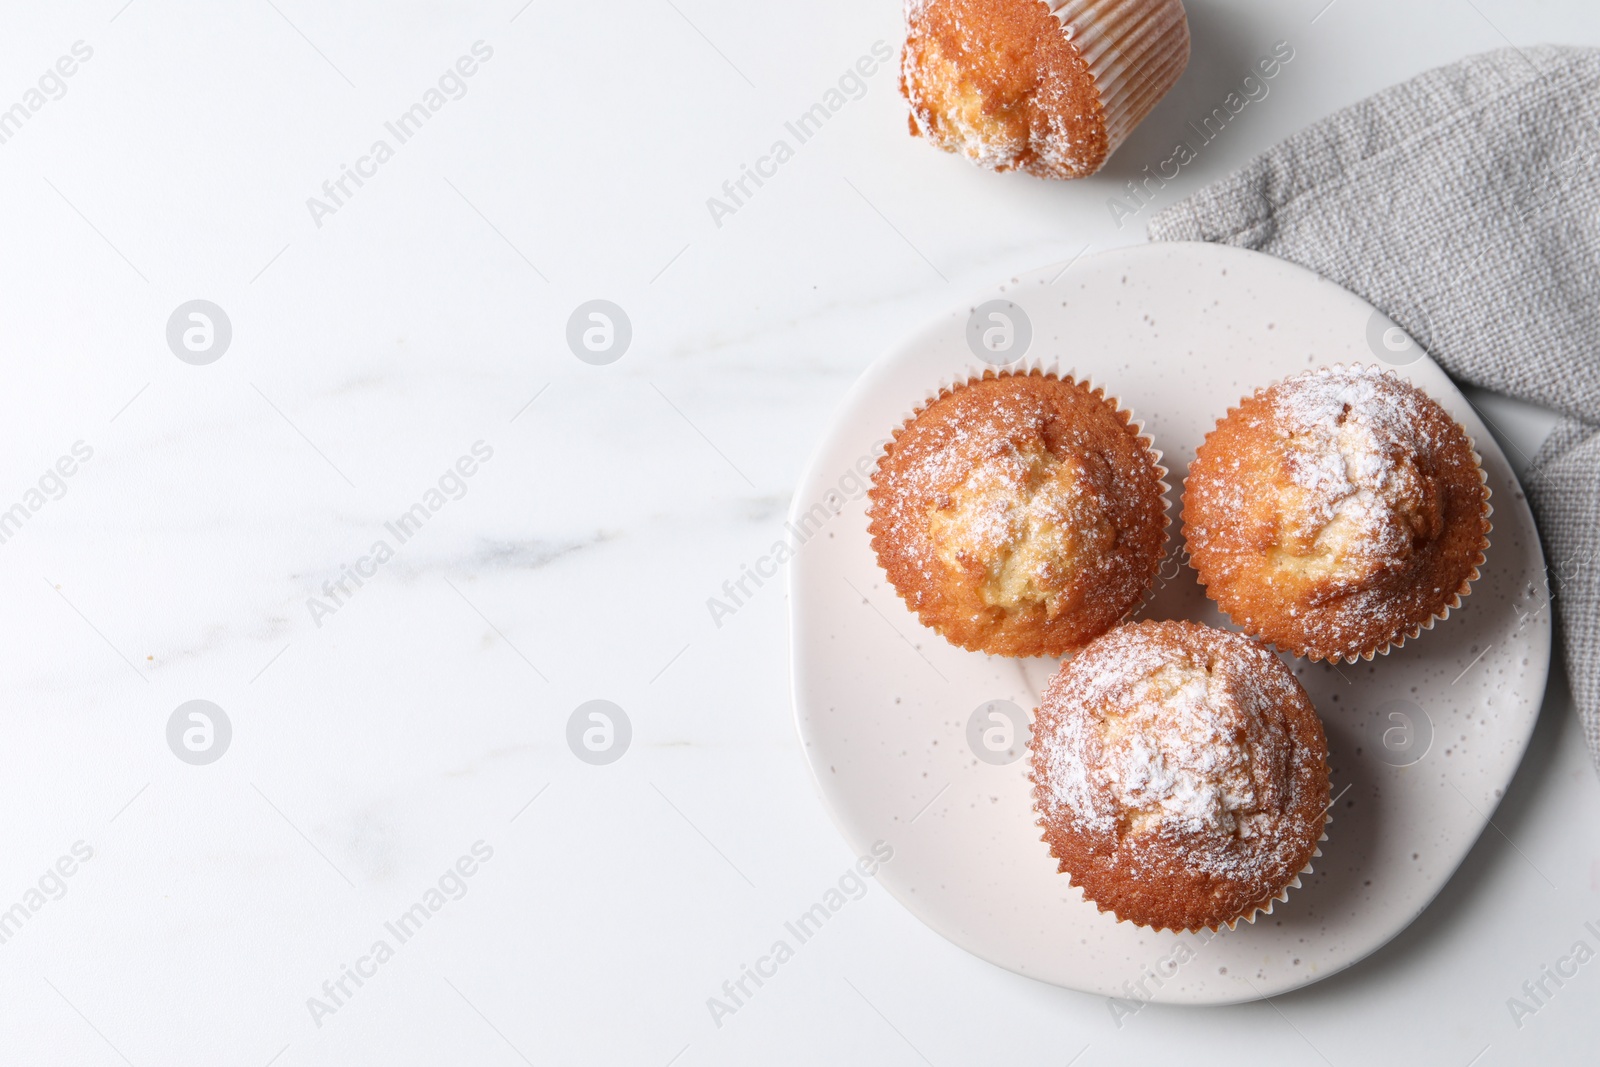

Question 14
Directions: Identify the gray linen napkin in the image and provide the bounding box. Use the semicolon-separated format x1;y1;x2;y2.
1147;45;1600;768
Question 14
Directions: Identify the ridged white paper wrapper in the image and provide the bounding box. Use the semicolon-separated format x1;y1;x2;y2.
1221;807;1332;932
1039;764;1334;933
1044;0;1191;158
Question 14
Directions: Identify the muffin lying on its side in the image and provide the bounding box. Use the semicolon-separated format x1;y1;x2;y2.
901;0;1191;178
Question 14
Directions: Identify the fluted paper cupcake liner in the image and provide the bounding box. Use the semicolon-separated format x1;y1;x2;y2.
1043;0;1191;158
1042;806;1333;934
1222;807;1332;932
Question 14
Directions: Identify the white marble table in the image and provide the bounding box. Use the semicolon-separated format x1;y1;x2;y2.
0;1;1594;1064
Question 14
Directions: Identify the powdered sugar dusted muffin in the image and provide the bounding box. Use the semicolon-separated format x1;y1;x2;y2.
1183;365;1492;663
1030;620;1329;932
901;0;1190;179
867;370;1167;657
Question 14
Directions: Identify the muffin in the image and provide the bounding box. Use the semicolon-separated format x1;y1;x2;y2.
1183;365;1492;663
867;370;1167;657
1030;620;1330;931
901;0;1191;179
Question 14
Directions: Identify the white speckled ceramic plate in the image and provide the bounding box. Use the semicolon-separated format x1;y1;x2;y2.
788;242;1550;1005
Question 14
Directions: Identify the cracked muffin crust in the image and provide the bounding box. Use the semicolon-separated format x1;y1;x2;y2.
867;370;1167;657
1030;620;1329;931
1182;365;1491;663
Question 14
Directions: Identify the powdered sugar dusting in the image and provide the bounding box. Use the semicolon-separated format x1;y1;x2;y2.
881;378;1127;591
1275;366;1441;556
1184;363;1488;661
867;372;1166;655
1034;622;1322;883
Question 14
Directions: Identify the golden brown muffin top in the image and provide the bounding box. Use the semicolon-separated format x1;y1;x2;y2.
1030;620;1329;932
868;370;1167;658
1183;365;1491;663
901;0;1109;178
